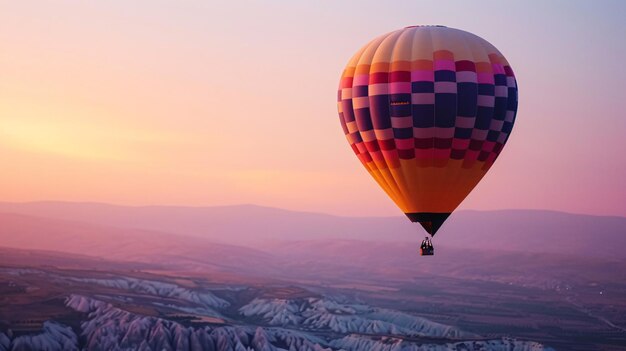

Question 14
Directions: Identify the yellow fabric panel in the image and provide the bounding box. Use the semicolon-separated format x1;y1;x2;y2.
364;159;491;213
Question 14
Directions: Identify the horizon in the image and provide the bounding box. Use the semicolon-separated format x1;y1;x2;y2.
1;199;624;219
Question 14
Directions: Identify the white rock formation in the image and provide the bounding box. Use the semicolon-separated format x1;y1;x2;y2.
0;322;78;351
64;294;330;351
240;297;472;338
69;277;229;309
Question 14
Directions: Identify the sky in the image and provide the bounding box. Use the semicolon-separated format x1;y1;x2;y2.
1;0;625;217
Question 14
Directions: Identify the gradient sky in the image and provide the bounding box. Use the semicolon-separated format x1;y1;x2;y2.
1;0;625;217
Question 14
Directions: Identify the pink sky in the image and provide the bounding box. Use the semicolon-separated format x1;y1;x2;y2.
1;1;624;217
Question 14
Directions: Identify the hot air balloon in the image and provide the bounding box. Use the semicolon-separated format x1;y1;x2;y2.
337;26;518;255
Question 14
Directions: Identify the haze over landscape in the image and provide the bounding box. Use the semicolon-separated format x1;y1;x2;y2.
0;202;625;350
1;1;625;350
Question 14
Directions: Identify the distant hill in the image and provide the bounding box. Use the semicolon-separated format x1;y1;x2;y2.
0;201;624;259
0;209;624;294
0;246;153;271
0;201;413;242
0;212;279;279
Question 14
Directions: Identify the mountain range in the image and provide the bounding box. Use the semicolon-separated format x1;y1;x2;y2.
0;201;624;259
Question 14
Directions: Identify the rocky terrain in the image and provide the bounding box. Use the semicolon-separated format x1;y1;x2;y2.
0;203;624;350
0;265;556;351
239;298;470;338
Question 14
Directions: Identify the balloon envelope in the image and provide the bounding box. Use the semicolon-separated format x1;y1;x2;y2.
337;26;518;235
